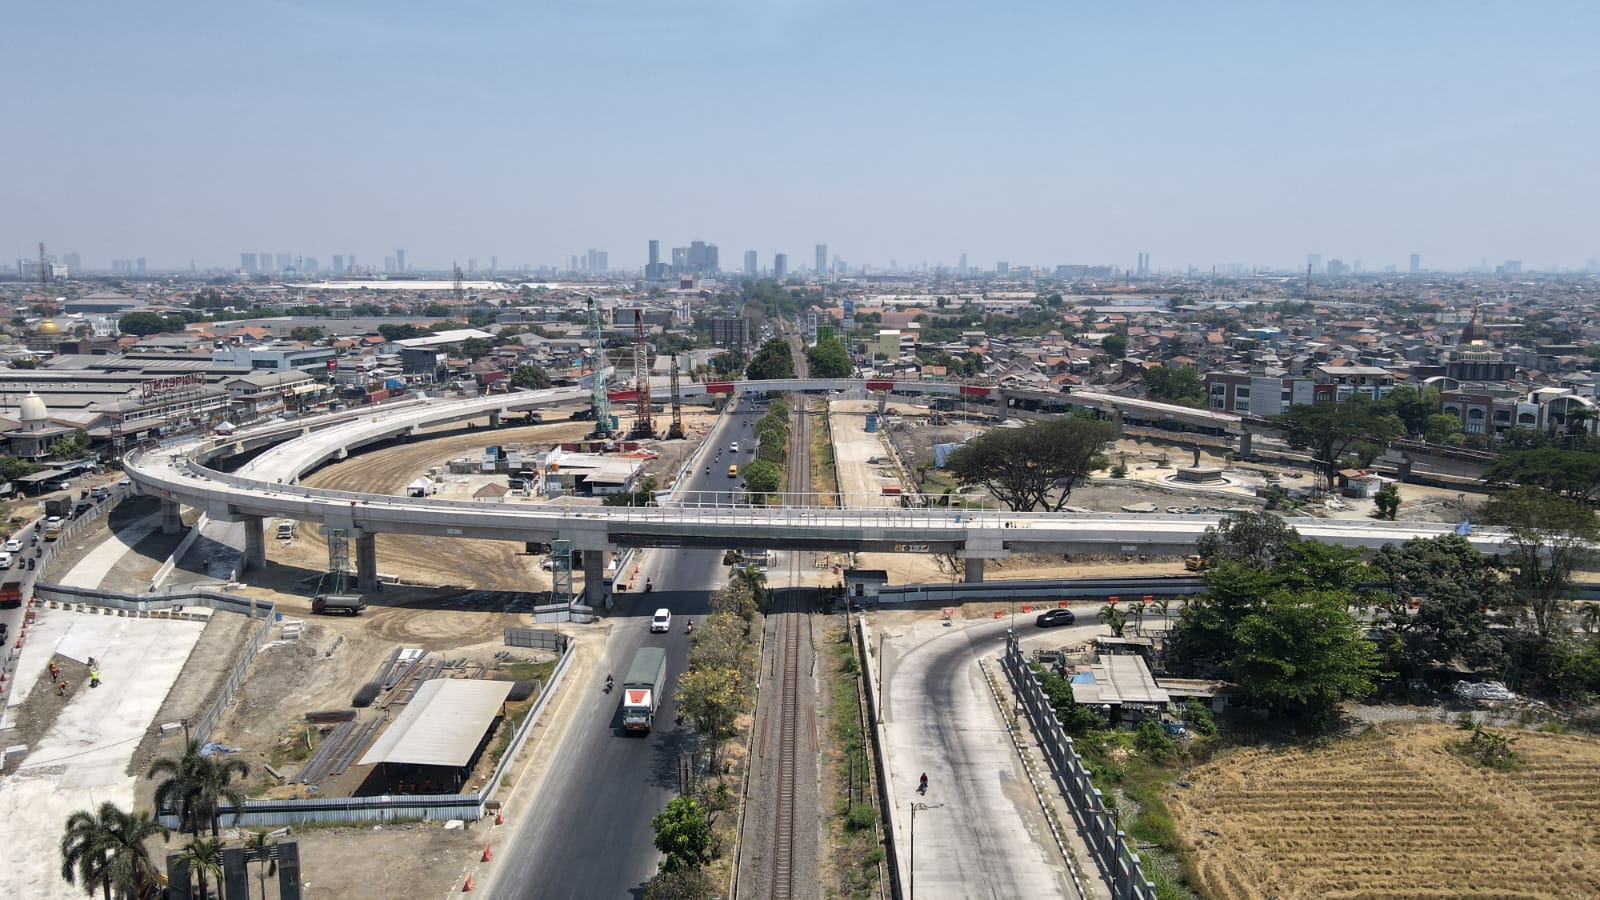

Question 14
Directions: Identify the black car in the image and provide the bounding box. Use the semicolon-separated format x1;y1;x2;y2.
1035;608;1076;628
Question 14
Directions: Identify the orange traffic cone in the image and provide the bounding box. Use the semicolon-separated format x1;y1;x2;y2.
463;873;474;892
482;844;492;862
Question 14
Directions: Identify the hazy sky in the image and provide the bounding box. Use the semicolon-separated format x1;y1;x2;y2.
4;1;1597;273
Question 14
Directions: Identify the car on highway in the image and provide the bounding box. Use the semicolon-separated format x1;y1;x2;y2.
2;538;20;553
649;608;672;633
1035;608;1077;628
729;441;739;452
0;552;11;570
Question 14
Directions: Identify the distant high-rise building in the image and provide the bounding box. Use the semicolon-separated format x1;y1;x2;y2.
384;256;397;273
1327;259;1348;277
584;249;608;274
395;249;406;273
304;258;319;274
276;253;292;273
1498;260;1522;275
647;240;662;279
137;257;146;274
815;244;828;277
332;254;345;274
348;254;357;273
490;256;497;274
241;253;258;274
996;261;1009;276
1307;253;1323;275
64;252;81;273
710;317;752;353
957;253;968;276
260;252;275;274
468;258;477;273
1409;254;1421;274
774;253;788;280
743;250;758;277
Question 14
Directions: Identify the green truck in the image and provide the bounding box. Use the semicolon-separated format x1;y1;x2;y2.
620;646;669;733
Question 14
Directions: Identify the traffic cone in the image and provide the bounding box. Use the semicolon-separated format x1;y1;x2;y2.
992;610;1002;619
495;810;504;826
482;844;492;862
463;874;474;892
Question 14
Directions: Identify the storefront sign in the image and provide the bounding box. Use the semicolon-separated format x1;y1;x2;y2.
141;372;204;399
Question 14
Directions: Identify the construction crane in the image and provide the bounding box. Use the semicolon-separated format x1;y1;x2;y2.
666;353;686;439
628;308;655;439
586;297;614;438
453;262;465;306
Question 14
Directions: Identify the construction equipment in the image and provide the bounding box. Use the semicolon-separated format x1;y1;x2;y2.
666;354;686;439
586;298;615;437
627;308;655;439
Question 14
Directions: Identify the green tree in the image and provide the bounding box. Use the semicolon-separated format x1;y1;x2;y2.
944;415;1115;512
1134;717;1176;760
602;475;658;507
1195;509;1300;569
1424;413;1464;446
1373;482;1401;520
174;836;225;900
1384;384;1442;437
1140;364;1207;407
245;829;278;900
1272;398;1405;492
745;337;795;381
147;739;251;837
729;564;767;605
1485;448;1600;503
741;459;782;499
510;364;552;390
423;303;451;318
711;351;746;377
674;666;744;744
805;337;853;378
651;795;713;873
1101;332;1128;359
117;311;170;336
459;337;494;357
1482;486;1599;642
0;454;39;482
1230;590;1380;729
1370;535;1508;671
60;802;170;900
377;323;429;342
288;326;324;342
1097;602;1128;637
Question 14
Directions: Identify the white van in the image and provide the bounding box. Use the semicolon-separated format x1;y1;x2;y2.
276;521;297;540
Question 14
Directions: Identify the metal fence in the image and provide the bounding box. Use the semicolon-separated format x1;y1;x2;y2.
504;627;568;652
876;577;1206;605
1001;633;1158;900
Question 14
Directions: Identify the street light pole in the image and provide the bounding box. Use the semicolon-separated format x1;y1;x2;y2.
909;800;942;900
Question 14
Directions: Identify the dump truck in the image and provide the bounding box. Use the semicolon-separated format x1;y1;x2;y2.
620;646;669;733
0;580;24;609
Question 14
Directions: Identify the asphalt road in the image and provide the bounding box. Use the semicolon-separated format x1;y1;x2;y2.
491;403;758;899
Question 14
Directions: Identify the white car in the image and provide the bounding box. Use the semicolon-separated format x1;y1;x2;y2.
650;608;672;633
0;552;10;570
2;538;20;553
729;442;739;453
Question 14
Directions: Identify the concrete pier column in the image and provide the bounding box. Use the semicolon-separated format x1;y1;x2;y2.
242;515;266;572
355;532;378;592
964;557;986;583
161;498;183;535
1237;430;1253;457
997;393;1009;422
489;411;502;428
877;392;888;416
582;550;609;607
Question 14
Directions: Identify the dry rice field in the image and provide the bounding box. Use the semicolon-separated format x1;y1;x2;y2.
1167;722;1600;899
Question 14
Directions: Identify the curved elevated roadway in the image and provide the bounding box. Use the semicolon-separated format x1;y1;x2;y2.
124;380;1511;602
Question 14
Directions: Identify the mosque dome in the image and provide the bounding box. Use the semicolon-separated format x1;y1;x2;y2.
33;319;62;335
20;392;48;424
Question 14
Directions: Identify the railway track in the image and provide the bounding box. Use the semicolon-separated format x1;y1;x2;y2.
769;592;804;899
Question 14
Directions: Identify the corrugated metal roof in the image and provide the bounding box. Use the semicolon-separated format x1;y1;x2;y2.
357;679;513;769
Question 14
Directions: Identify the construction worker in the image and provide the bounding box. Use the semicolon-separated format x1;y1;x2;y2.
56;679;69;696
89;667;100;688
48;661;60;679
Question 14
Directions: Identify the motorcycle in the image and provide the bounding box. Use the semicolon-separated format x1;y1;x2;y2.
604;674;614;694
918;773;928;795
644;579;653;594
685;620;694;635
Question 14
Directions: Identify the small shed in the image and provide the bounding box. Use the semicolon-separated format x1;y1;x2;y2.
473;483;509;502
357;679;514;793
1069;654;1171;723
843;569;889;600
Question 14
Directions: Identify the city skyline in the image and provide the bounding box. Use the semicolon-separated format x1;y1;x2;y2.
3;2;1597;272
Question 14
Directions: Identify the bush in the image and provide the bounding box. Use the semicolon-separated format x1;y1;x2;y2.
1134;718;1176;760
352;681;381;708
1183;699;1218;736
844;803;877;832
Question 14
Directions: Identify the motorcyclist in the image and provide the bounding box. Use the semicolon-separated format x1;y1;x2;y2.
685;620;694;634
919;772;928;793
645;578;653;593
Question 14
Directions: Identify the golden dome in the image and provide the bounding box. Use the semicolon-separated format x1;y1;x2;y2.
34;319;62;335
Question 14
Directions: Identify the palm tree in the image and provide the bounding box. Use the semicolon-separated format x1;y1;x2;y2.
245;829;278;900
1097;602;1128;638
175;836;226;900
730;564;767;604
1151;597;1173;630
1580;602;1600;636
1127;602;1147;637
148;739;251;836
61;802;170;900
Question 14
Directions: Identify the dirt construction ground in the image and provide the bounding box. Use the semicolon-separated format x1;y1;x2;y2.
1168;721;1600;899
